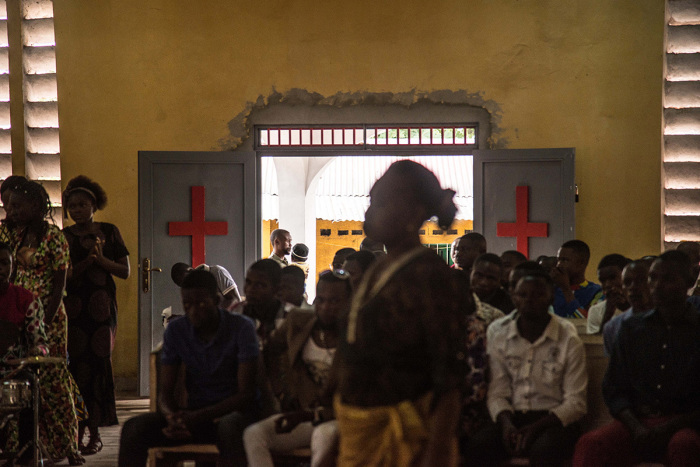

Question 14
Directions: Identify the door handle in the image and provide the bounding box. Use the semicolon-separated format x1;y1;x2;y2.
142;258;162;293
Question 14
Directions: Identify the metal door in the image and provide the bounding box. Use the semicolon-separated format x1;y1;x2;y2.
138;151;258;396
473;148;575;259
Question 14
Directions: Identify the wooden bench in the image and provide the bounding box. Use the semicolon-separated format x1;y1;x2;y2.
147;347;312;466
146;441;311;467
148;443;219;467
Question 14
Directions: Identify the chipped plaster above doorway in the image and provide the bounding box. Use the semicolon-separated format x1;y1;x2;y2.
218;88;503;151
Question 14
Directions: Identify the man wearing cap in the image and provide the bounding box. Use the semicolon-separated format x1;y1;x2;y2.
291;243;310;279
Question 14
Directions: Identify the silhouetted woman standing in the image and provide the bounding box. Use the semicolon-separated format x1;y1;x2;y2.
63;175;130;455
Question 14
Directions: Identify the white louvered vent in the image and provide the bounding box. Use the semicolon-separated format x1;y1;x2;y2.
664;0;700;248
0;1;11;180
22;0;60;213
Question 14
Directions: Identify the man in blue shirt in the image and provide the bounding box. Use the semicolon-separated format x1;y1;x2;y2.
119;269;260;467
551;240;603;318
602;259;653;357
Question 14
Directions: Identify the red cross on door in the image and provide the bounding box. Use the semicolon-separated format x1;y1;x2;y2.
496;185;548;259
168;186;228;267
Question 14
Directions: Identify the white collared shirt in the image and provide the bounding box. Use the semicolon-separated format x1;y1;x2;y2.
486;311;588;427
586;299;626;334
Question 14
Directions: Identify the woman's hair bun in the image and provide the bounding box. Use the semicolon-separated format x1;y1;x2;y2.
435;188;457;230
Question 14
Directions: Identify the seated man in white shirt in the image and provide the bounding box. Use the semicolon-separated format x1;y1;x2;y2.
586;254;631;334
464;272;588;467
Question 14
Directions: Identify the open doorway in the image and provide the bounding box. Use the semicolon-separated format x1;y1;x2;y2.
260;154;473;301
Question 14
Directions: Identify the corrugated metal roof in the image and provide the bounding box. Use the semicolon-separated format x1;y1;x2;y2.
261;156;473;221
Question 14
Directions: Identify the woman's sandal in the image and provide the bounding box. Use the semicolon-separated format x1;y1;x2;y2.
80;434;103;455
68;452;86;466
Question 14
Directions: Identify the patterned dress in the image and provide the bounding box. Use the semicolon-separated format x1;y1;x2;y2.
460;313;490;438
0;283;49;365
0;223;83;461
64;223;128;428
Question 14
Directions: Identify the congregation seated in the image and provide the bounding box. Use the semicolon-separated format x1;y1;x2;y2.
470;253;515;314
358;236;385;258
573;251;700;466
453;232;487;276
118;270;260;467
500;249;527;288
452;268;503;326
507;260;545;295
341;250;376;291
130;238;700;467
330;247;355;272
586;254;630;334
194;263;242;310
164;261;241;323
551;239;603;318
507;261;559;318
233;259;287;349
464;272;587;467
277;264;312;312
536;255;557;275
243;269;351;466
456;283;491;457
602;259;652;357
676;241;700;295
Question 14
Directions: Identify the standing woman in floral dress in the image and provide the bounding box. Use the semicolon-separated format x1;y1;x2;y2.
62;175;130;455
1;179;85;465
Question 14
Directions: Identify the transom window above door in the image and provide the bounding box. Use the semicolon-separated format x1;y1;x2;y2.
256;124;478;149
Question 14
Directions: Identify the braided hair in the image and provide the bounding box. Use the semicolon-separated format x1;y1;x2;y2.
6;180;55;233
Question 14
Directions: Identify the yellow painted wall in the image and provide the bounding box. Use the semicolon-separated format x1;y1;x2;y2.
52;0;664;381
315;220;365;274
261;219;279;259
315;219;474;276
